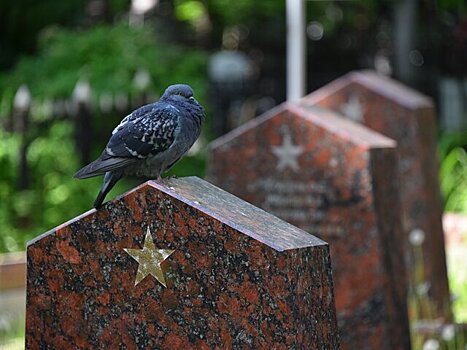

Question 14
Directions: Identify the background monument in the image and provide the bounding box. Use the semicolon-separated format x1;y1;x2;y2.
208;103;411;349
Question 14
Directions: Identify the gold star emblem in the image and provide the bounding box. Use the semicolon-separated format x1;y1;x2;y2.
124;228;175;287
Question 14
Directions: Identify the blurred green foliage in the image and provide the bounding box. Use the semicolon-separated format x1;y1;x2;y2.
409;236;467;349
439;131;467;213
0;313;24;349
0;122;88;251
0;0;134;69
0;21;207;99
448;242;467;323
0;21;207;252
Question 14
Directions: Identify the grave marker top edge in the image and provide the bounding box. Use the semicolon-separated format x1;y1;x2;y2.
209;102;396;151
208;104;286;150
149;177;327;251
305;70;433;110
27;208;96;247
291;104;396;148
28;177;326;252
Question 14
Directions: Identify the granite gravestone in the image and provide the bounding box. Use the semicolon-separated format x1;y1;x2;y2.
208;104;411;350
303;70;450;318
26;177;338;350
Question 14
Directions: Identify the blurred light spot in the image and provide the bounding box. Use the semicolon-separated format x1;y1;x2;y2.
133;69;152;90
31;100;51;122
42;99;53;119
175;0;210;34
409;228;425;246
325;5;343;22
374;52;392;76
416;282;430;296
0;315;10;332
175;0;205;22
14;85;31;111
5;236;18;252
131;0;158;15
223;27;241;50
422;339;439;350
441;324;455;341
409;50;424;67
44;173;60;188
307;21;324;41
73;79;92;104
209;51;252;82
49;184;70;205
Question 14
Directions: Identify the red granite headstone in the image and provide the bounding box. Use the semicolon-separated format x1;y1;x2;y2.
303;70;451;319
26;177;338;349
208;104;411;350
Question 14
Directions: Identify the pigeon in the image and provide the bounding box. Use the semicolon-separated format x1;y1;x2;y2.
74;84;204;208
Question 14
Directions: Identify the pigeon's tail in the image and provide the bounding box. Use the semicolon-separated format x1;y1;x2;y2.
74;158;107;179
93;170;123;208
75;156;134;179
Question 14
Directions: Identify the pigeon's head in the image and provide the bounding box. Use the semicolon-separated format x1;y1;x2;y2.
160;84;204;121
161;84;195;101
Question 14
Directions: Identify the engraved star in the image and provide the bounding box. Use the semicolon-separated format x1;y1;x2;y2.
124;228;174;287
271;133;304;172
340;94;364;122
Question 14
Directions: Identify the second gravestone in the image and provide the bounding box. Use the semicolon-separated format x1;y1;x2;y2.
208;103;411;350
303;71;451;318
26;177;338;349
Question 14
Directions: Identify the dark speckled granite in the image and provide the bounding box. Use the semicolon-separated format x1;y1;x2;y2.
26;177;338;349
303;71;451;320
207;104;411;350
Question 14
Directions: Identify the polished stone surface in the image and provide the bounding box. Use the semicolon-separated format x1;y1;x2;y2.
208;104;411;350
26;177;338;349
303;70;451;319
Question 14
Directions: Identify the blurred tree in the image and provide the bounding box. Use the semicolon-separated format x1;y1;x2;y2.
0;21;207;143
0;21;207;252
0;0;131;70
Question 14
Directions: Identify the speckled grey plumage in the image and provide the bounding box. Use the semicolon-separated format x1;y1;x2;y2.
74;84;204;208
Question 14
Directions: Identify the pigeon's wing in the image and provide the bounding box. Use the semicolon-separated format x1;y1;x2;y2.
74;103;180;179
105;103;179;159
110;103;154;136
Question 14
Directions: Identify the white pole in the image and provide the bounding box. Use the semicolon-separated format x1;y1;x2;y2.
286;0;306;102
